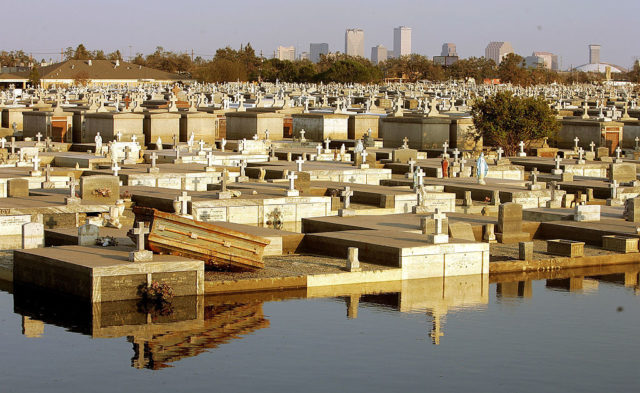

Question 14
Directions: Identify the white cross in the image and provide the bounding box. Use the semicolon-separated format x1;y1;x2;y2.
239;159;247;176
578;147;584;161
518;140;525;153
530;167;539;184
67;177;76;198
341;186;353;209
296;156;304;171
253;133;259;141
452;148;460;161
554;155;562;170
32;155;41;171
150;152;158;168
496;147;504;160
316;144;322;155
217;170;228;191
408;158;416;173
432;208;446;235
206;151;214;167
442;141;449;156
573;136;580;148
111;161;121;176
402;137;409;149
178;191;191;215
589;141;596;152
635;137;639;150
299;129;306;141
116;130;122;142
264;129;270;140
324;138;331;150
198;139;205;152
0;137;5;149
610;180;618;199
287;171;298;191
131;134;137;143
132;221;149;252
616;146;622;159
361;149;368;163
415;167;425;187
35;132;42;143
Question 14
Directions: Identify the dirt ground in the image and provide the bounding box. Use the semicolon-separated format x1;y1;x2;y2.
205;253;391;282
490;239;615;262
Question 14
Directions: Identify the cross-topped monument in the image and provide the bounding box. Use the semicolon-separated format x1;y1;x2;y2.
129;221;152;262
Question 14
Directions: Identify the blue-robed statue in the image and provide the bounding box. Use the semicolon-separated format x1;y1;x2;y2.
476;152;489;184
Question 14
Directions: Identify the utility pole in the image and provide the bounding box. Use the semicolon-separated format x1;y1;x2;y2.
191;49;194;62
60;48;63;62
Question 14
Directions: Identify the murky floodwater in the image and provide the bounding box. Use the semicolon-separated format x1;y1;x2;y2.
0;266;638;393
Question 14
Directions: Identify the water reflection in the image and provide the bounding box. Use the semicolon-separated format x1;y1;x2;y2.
7;263;640;370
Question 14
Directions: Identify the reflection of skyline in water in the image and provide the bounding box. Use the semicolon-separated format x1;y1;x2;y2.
7;263;640;369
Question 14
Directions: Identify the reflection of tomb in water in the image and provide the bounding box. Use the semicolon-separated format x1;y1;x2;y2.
312;275;489;345
496;280;533;298
12;284;272;370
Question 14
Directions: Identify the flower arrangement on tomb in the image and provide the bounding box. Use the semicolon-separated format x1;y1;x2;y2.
138;281;174;304
93;188;112;197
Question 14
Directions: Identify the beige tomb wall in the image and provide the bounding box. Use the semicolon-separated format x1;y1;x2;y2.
143;112;181;145
348;114;380;139
292;113;349;141
225;112;284;140
2;107;32;130
380;117;450;149
180;112;219;143
84;113;144;143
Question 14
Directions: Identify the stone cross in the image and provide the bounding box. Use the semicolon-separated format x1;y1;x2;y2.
415;167;425;187
361;149;368;163
635;137;639;151
452;148;460;162
132;221;149;252
221;138;226;152
324;138;331;150
554;155;562;170
0;137;5;149
35;132;42;143
217;170;228;191
10;137;15;154
296;156;304;172
615;146;622;160
67;177;77;198
530;167;539;184
265;129;270;141
131;134;138;143
252;133;259;141
111;161;121;176
299;129;306;142
32;155;41;172
150;152;158;168
578;147;585;161
610;180;618;199
589;141;596;152
442;141;449;156
518;141;525;154
315;144;322;156
402;137;409;149
198;139;205;152
574;136;580;149
408;158;416;173
206;151;214;167
287;171;298;191
341;186;353;209
172;134;177;148
116;130;122;142
432;208;446;235
178;191;191;215
239;159;247;177
496;147;504;161
44;164;52;182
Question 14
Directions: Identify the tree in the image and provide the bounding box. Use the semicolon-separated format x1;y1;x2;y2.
497;53;529;85
28;66;40;87
72;44;92;60
471;91;560;156
72;71;90;86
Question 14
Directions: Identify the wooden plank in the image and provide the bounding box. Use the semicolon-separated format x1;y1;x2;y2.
132;207;270;271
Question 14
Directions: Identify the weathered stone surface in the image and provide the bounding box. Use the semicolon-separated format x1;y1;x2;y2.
7;179;29;197
609;163;636;183
519;241;533;261
392;148;418;163
448;222;475;241
547;239;584;257
22;222;44;249
78;223;99;246
624;197;640;222
602;235;638;253
574;204;600;222
80;175;120;204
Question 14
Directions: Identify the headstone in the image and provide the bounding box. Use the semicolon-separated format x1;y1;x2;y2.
426;208;449;244
463;191;473;207
80;175;120;204
609;163;636;183
129;221;153;262
7;178;29;197
447;222;475;241
483;223;496;243
596;147;609;159
574;204;600;222
22;222;44;249
496;203;529;244
392;148;418;164
623;197;640;222
346;247;361;272
519;241;533;261
547;239;584;257
78;223;99;246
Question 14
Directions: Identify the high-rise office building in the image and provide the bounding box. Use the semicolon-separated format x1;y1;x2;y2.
485;41;514;64
371;45;388;65
276;46;295;61
441;43;458;57
310;43;329;63
589;44;600;64
345;28;365;57
393;26;411;57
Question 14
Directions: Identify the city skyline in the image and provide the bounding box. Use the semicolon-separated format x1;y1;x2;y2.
2;0;639;69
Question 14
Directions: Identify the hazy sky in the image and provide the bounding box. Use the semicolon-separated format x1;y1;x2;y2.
5;0;639;69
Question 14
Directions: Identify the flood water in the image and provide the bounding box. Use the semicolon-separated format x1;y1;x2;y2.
1;265;638;393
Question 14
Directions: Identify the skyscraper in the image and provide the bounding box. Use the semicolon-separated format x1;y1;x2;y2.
345;28;365;57
371;45;388;65
276;46;295;61
441;43;458;57
589;44;600;64
393;26;411;58
310;43;329;63
485;41;514;64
